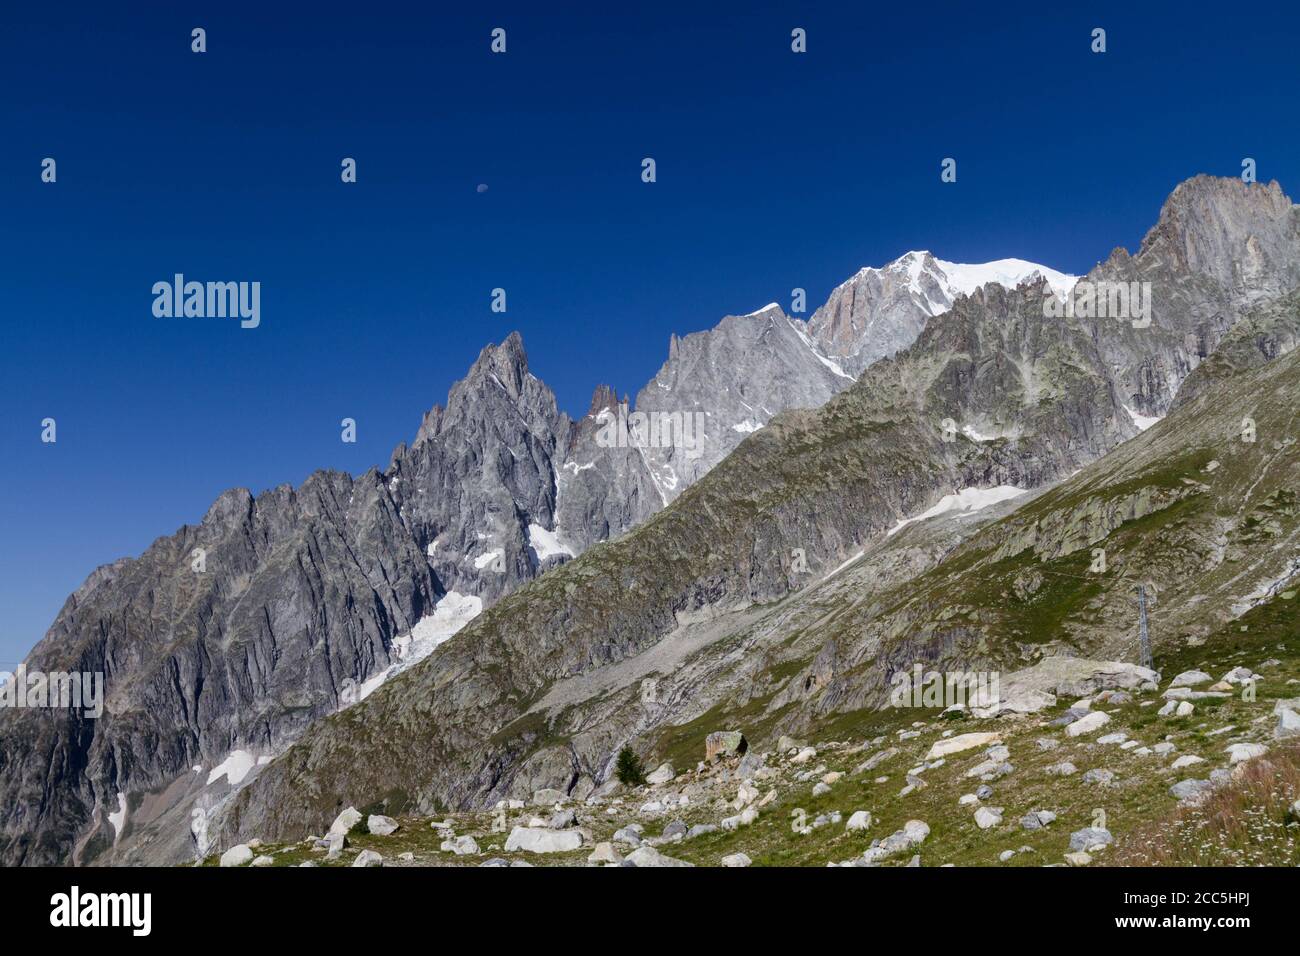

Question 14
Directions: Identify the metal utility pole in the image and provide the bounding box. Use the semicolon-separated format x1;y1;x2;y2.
1136;584;1153;670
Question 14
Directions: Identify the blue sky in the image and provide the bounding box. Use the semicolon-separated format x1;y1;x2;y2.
3;0;1299;662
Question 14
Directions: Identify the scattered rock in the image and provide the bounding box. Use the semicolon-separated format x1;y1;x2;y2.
588;842;622;864
646;762;675;786
367;814;399;836
1082;768;1115;786
612;825;642;846
661;819;688;841
1170;779;1214;804
974;807;1003;829
1225;742;1267;764
504;827;583;854
720;852;752;867
549;808;578;830
440;835;480;856
625;845;694;867
855;747;898;773
219;844;254;868
846;810;873;832
705;730;748;762
1275;708;1300;740
351;850;383;868
721;806;759;830
1171;755;1205;769
1068;827;1113;852
249;854;274;867
1020;810;1056;830
327;807;362;838
1065;711;1112;737
924;732;1001;761
1169;669;1212;688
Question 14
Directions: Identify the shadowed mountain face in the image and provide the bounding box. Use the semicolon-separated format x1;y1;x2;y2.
2;176;1296;866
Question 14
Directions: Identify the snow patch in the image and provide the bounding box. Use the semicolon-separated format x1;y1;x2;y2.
961;425;998;442
888;486;1028;537
473;549;503;570
353;592;483;702
528;523;573;561
108;793;126;840
930;255;1078;300
1123;405;1162;431
822;550;865;582
786;318;855;381
206;750;260;787
846;251;1078;311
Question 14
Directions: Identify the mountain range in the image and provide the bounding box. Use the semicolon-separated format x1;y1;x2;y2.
1;174;1297;866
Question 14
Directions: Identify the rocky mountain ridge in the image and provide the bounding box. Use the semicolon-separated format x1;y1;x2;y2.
209;178;1300;858
1;175;1295;867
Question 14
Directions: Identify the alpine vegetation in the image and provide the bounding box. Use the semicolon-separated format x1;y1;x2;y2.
151;274;261;329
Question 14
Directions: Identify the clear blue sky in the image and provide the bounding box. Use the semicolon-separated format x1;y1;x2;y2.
3;0;1298;662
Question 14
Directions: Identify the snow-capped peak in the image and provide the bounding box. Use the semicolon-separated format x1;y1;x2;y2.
843;250;1078;309
929;256;1078;301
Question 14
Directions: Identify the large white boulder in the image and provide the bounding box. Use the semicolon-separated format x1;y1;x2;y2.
924;732;1001;761
440;835;480;855
328;807;363;837
504;826;584;854
971;658;1157;719
1065;711;1111;737
646;762;675;786
219;844;254;867
1225;742;1267;764
974;807;1003;830
845;810;873;832
625;845;694;867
